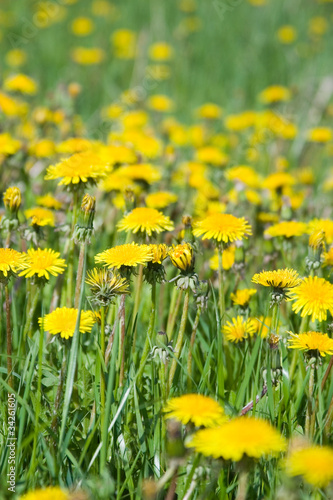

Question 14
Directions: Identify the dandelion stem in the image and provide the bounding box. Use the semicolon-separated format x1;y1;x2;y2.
66;190;79;307
74;243;85;308
136;282;156;385
168;287;190;392
187;304;202;391
218;249;225;323
166;287;183;338
22;284;39;342
236;467;249;500
5;284;13;388
119;294;126;387
131;263;143;353
305;359;316;438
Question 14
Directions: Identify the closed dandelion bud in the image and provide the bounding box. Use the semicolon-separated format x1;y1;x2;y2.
169;243;195;273
3;186;21;213
74;194;96;243
1;186;21;233
182;214;194;243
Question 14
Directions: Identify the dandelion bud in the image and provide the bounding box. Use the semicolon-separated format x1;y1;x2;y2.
3;186;21;213
74;194;96;243
86;267;130;306
309;229;325;250
169;243;195;273
142;479;158;500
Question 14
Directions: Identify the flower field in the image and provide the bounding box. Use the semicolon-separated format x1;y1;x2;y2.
1;0;333;498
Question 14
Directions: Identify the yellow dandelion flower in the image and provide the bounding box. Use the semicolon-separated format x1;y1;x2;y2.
112;29;137;59
145;191;178;209
19;248;66;280
36;193;62;210
95;243;153;269
0;133;21;156
164;394;226;427
195;146;228;166
56;138;93;154
323;246;333;266
45;151;109;186
230;288;257;307
71;17;94;36
308;219;333;245
25;207;55;227
193;213;252;244
0;248;27;278
263;172;295;191
259;85;291;104
264;221;308;239
225;111;256;131
20;486;69;500
117;207;174;236
289;276;333;322
71;47;105;65
288;331;333;357
169;243;195;272
252;268;302;290
210;246;236;271
3;186;21;211
28;138;56;158
225;165;261;188
0;91;27;117
149;244;169;264
188;417;286;461
196;103;222;120
5;48;27;67
149;42;173;61
251;316;274;338
148;94;174;112
4;73;37;94
307;127;332;143
277;25;297;44
285;445;333;488
39;307;94;340
223;316;257;343
117;164;161;184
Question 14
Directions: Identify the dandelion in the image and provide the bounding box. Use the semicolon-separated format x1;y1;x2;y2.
4;73;37;94
45;151;109;187
145;191;178;209
187;417;286;460
289;276;333;322
95;243;153;270
264;221;308;239
230;289;257;307
19;248;66;280
223;316;257;343
36;193;62;210
164;394;226;427
39;307;95;339
307;127;332;143
252;268;302;290
285;445;333;488
86;268;130;306
169;243;195;273
0;248;27;279
193;213;252;244
24;207;55;227
288;331;333;357
117;207;174;237
259;85;291;104
3;186;21;212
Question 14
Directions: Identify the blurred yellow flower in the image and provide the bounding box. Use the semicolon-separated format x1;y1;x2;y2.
112;29;137;59
196;103;222;120
145;191;178;209
71;47;105;65
4;73;37;94
5;49;27;67
25;207;55;227
230;288;257;307
264;221;308;239
71;17;94;36
149;42;173;61
148;94;173;112
285;445;333;487
277;25;297;44
164;394;226;427
45;151;109;186
259;85;291;104
307;127;332;143
20;486;69;500
188;417;286;460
